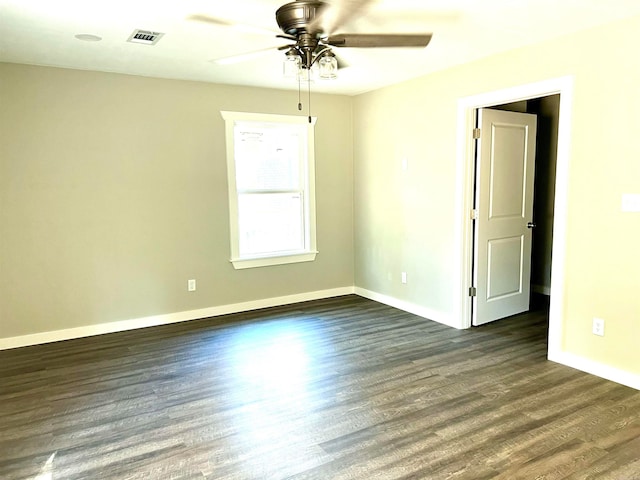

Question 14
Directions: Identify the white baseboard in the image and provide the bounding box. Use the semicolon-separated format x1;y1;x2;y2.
354;287;458;328
549;350;640;391
5;285;637;392
0;287;355;351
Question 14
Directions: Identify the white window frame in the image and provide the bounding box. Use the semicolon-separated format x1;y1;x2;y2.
221;111;318;270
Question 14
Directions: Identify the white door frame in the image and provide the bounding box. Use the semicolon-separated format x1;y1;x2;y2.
454;76;574;361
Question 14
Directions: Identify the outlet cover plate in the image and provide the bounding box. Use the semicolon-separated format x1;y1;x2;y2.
622;193;640;212
592;317;605;336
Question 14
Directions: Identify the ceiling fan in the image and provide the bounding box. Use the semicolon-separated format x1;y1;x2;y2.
191;0;433;79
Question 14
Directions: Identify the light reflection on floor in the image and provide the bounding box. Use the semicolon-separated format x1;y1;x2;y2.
34;452;56;480
222;319;329;476
236;335;307;389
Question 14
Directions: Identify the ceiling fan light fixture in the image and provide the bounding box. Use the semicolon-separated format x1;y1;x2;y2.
297;66;315;83
318;50;338;80
283;48;301;77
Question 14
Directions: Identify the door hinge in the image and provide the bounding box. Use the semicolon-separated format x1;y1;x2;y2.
469;286;477;297
470;209;479;220
473;128;481;139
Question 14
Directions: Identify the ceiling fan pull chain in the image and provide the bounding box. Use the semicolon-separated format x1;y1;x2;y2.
298;74;302;111
308;74;312;123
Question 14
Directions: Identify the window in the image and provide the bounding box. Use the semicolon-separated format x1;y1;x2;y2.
221;111;317;269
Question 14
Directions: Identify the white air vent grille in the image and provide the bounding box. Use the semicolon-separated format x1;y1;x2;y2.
128;29;164;45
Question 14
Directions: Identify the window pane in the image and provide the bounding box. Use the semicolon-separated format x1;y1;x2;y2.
234;124;301;191
238;192;304;256
222;111;317;269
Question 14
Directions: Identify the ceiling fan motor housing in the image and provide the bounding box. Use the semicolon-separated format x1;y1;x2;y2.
276;0;326;36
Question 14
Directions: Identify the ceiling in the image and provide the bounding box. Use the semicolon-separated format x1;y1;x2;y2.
2;0;640;96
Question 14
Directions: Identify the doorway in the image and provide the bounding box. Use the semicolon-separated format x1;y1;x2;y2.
471;96;560;326
455;76;575;361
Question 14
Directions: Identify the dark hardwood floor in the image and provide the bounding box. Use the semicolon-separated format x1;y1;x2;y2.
1;295;638;479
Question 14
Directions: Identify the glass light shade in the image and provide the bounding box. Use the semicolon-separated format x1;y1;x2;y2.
297;66;314;82
318;53;338;80
283;52;301;78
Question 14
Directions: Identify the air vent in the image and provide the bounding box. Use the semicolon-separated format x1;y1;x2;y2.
127;29;164;45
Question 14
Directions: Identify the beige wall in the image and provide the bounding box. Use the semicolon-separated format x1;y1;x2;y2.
0;63;354;338
2;15;639;379
353;15;640;375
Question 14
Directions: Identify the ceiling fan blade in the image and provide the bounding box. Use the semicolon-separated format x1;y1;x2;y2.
326;33;432;48
186;14;277;36
276;34;298;42
309;0;375;35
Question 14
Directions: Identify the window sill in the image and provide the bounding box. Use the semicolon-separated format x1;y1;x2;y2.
231;251;318;270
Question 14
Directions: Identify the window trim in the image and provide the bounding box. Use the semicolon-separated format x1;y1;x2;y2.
221;111;318;270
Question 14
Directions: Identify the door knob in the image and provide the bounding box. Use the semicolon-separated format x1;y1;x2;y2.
527;222;536;229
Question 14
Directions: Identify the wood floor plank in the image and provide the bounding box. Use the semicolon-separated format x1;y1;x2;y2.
0;295;638;479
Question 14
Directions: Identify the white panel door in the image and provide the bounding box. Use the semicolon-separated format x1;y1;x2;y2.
473;109;537;326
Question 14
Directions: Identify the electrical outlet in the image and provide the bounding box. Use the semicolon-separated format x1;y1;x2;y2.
592;317;605;336
188;279;196;292
401;272;407;284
